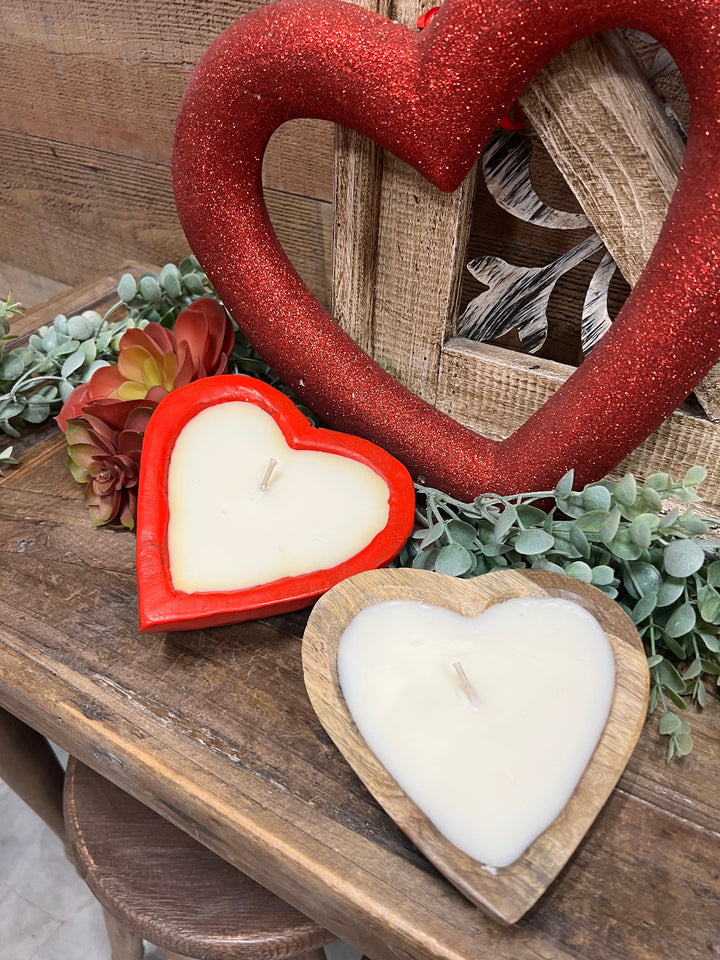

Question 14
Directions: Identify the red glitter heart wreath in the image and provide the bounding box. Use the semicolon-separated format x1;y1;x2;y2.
172;0;720;500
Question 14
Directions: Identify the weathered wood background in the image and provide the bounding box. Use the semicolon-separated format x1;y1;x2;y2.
0;0;635;333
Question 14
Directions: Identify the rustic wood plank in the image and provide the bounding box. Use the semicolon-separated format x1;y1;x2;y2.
0;129;332;304
0;438;717;960
0;264;69;309
0;707;66;840
437;338;720;502
519;32;683;287
332;0;476;403
518;32;720;419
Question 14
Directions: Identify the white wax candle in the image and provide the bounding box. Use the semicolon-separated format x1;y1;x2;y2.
167;402;390;592
337;596;615;869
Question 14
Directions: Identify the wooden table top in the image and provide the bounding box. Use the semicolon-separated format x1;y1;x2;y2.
1;277;718;960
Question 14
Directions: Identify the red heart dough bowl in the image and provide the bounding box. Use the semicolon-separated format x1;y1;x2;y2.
136;376;415;632
172;0;720;501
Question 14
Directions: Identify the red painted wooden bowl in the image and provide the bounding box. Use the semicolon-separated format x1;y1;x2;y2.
136;375;416;632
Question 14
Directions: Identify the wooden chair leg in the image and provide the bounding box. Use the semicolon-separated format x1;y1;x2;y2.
103;908;145;960
0;706;65;840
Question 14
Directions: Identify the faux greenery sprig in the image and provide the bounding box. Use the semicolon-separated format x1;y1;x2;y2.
398;467;719;759
0;305;149;437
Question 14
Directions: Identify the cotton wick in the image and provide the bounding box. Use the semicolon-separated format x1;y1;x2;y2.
259;457;278;494
452;660;481;709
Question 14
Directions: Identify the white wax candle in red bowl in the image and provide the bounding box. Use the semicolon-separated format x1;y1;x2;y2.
136;375;415;632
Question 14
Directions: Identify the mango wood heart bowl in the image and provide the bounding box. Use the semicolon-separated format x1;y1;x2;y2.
302;568;649;924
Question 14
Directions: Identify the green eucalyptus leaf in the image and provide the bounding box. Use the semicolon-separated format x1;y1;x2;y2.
435;543;474;576
675;732;694;756
706;561;720;587
554;469;574;499
582;484;612;512
659;711;681;735
138;276;162;302
656;577;685;607
628;516;652;548
697;585;720;624
530;558;565;575
656;657;687;694
182;273;206;296
627;561;662;598
574;510;610;536
412;547;439;570
614;473;637;506
600;508;622;543
590;565;615;586
0;399;24;418
493;504;517;540
683;659;703;681
639;486;663;512
684;465;707;487
61;349;86;379
665;602;696;638
0;352;25;380
513;528;554;556
515;505;547;527
445;519;477;546
569;524;591;559
555;493;586;519
643;472;671;493
117;273;138;302
663;538;705;577
631;594;657;624
80;339;97;364
608;529;643;561
0;418;21;437
698;630;720;653
21;401;50;424
564;561;593;582
647;653;664;668
67;314;96;341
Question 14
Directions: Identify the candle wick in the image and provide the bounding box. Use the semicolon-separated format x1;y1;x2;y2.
452;660;481;709
259;457;278;494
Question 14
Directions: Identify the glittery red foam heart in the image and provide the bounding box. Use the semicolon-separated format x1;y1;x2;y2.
172;0;720;500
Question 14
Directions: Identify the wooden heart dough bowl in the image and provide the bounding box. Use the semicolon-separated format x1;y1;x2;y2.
302;568;649;924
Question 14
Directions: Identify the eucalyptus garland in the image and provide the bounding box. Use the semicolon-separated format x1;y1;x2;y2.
1;260;718;757
398;468;719;759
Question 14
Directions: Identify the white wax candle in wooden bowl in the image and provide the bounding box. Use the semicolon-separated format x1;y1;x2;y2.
302;568;649;924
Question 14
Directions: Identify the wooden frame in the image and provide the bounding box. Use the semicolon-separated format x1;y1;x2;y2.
333;10;720;502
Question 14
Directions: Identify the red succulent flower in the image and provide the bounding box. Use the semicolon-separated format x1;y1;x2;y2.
57;297;234;431
59;297;235;528
66;399;158;529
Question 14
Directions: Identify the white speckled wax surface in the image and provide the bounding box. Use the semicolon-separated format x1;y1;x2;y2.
167;402;390;592
338;596;615;868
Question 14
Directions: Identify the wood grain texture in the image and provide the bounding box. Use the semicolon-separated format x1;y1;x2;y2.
437;337;720;501
518;31;720;419
332;0;477;403
0;431;718;960
0;706;66;840
302;568;649;924
519;32;683;287
64;758;333;959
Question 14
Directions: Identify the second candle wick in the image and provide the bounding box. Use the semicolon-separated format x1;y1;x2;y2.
259;457;279;494
452;660;481;709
